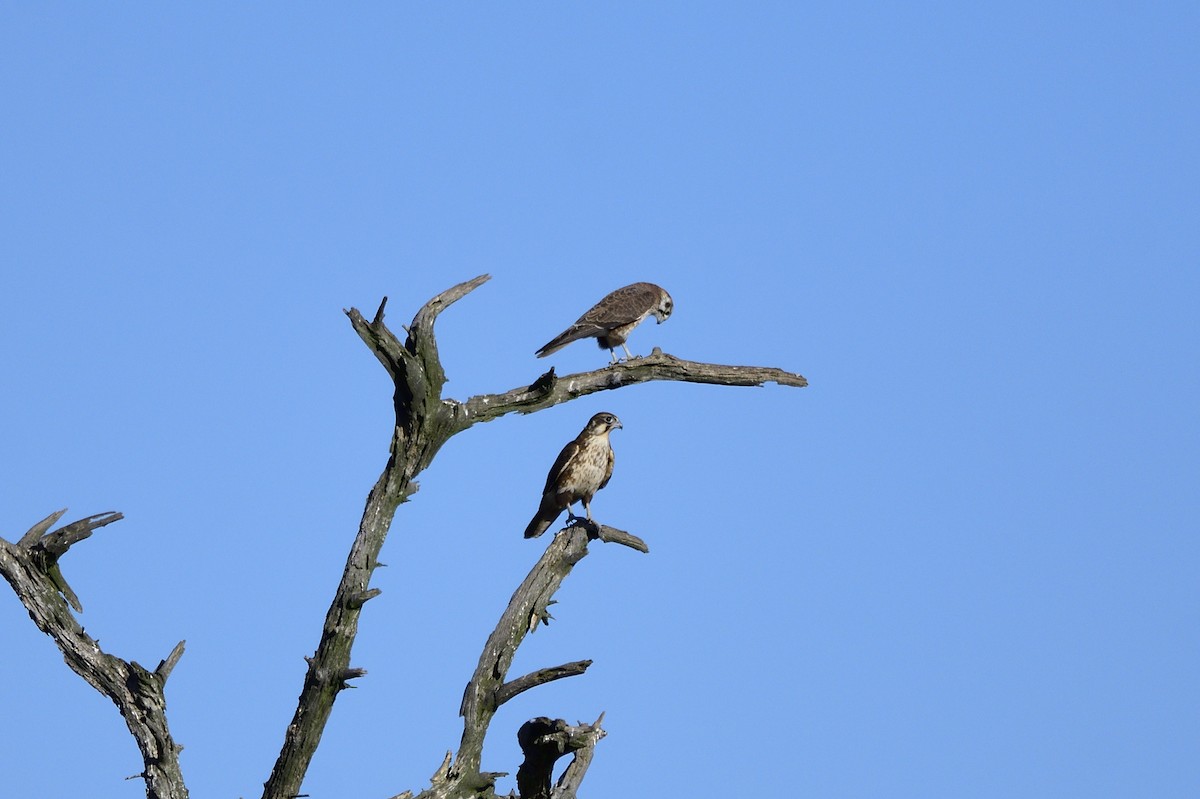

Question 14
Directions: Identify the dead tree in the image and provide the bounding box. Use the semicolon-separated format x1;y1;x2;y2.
0;275;806;799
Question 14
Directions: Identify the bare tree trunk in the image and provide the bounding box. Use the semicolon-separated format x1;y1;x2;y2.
1;276;806;799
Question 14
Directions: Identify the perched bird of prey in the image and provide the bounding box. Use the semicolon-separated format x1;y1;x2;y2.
536;282;673;363
524;412;623;539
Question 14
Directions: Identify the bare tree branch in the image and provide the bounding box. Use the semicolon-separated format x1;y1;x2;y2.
550;712;606;799
449;525;641;793
6;277;805;799
263;276;493;799
0;513;188;799
404;525;632;799
514;714;607;799
18;507;67;547
451;347;806;429
43;510;125;557
266;280;803;798
592;523;650;553
497;661;594;709
156;640;188;681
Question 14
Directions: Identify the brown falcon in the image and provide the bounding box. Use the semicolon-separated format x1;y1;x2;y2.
524;412;623;539
536;282;673;363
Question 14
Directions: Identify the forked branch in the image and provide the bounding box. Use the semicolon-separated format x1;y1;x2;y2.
265;276;497;799
273;278;803;798
515;713;607;799
0;511;188;799
4;276;805;799
409;524;642;799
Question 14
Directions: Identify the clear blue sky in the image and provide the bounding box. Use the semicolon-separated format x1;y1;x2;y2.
2;4;1197;798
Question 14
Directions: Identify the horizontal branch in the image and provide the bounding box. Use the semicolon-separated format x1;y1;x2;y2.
453;348;806;428
43;511;124;557
497;661;593;708
592;523;649;553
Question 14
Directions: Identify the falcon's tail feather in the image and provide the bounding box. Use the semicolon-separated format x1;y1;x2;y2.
535;324;606;358
534;338;567;358
523;512;556;539
524;497;563;538
535;328;581;358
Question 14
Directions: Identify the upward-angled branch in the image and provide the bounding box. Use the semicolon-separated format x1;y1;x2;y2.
410;524;644;799
263;275;493;799
5;276;805;799
266;277;805;798
456;526;644;776
0;511;188;799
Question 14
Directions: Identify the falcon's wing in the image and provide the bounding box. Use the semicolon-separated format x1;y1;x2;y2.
597;445;615;491
575;282;661;329
536;282;667;358
542;439;582;496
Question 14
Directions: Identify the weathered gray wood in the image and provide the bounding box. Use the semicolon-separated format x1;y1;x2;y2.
0;513;189;799
514;714;606;799
17;507;67;547
452;527;639;786
262;276;490;799
274;278;799;798
454;347;807;428
4;276;806;799
497;661;594;708
551;725;601;799
398;526;635;799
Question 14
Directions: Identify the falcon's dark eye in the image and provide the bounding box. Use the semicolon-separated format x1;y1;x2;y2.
604;415;614;424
